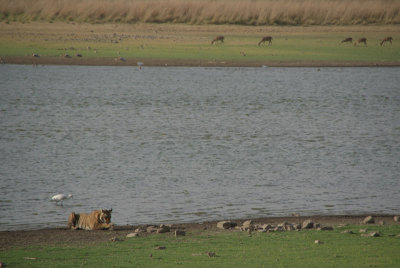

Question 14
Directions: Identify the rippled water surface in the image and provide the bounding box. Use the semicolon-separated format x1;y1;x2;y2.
0;65;399;231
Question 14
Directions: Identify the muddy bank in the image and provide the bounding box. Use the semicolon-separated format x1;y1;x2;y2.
1;56;400;67
1;214;398;250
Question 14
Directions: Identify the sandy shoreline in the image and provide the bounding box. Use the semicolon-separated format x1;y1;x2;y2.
1;214;398;249
2;56;400;67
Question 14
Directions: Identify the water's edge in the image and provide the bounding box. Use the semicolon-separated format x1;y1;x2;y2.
2;56;400;67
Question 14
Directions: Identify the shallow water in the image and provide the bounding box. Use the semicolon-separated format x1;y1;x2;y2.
0;65;399;231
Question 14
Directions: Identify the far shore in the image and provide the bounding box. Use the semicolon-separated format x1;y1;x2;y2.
1;23;399;66
2;56;400;68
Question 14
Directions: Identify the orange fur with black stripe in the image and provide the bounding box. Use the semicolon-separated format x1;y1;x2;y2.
67;209;113;230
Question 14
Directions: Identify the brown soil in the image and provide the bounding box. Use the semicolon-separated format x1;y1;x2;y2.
1;56;400;67
1;214;397;250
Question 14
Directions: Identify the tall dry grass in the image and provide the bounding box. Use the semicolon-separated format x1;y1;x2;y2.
1;0;399;25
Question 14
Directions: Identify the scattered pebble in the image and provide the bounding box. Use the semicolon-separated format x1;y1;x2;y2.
217;221;237;229
110;237;123;242
126;232;139;238
174;230;186;236
302;220;314;229
319;226;334;231
362;216;374;224
361;232;380;237
341;230;354;234
207;252;216;257
369;232;380;237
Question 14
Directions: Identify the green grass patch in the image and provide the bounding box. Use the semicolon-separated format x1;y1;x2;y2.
1;26;399;63
2;225;400;267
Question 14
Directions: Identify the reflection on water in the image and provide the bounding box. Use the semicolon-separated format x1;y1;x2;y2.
0;65;399;231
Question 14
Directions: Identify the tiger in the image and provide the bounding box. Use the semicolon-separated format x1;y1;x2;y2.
67;209;114;230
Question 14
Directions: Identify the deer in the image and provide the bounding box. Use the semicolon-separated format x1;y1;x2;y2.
258;36;273;46
354;38;367;46
380;36;393;46
211;35;224;45
341;37;353;44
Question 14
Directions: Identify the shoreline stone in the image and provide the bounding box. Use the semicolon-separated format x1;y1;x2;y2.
318;226;334;231
126;232;139;238
217;221;237;229
362;216;375;224
174;230;186;236
302;220;314;229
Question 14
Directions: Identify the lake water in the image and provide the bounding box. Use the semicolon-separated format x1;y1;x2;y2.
0;64;399;231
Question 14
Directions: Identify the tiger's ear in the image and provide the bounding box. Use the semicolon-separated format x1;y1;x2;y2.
96;211;102;220
110;208;112;212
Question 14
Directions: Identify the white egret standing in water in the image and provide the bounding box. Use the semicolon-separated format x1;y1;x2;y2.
51;194;73;205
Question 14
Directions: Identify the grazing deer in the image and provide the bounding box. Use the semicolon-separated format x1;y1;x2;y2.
341;37;353;44
258;36;273;46
354;38;367;46
380;36;393;46
211;35;224;45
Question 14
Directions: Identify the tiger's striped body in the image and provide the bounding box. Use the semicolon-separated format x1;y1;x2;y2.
68;209;113;230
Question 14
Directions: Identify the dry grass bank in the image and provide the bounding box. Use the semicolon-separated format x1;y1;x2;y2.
1;0;400;26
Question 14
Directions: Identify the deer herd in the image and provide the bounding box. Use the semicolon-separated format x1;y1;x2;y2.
211;35;393;47
341;36;393;46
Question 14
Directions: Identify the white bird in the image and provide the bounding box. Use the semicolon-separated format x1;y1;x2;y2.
51;194;73;205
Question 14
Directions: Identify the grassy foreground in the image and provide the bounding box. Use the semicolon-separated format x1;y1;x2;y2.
1;224;400;267
0;22;399;66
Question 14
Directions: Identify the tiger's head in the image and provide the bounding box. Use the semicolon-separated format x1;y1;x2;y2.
99;209;112;224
